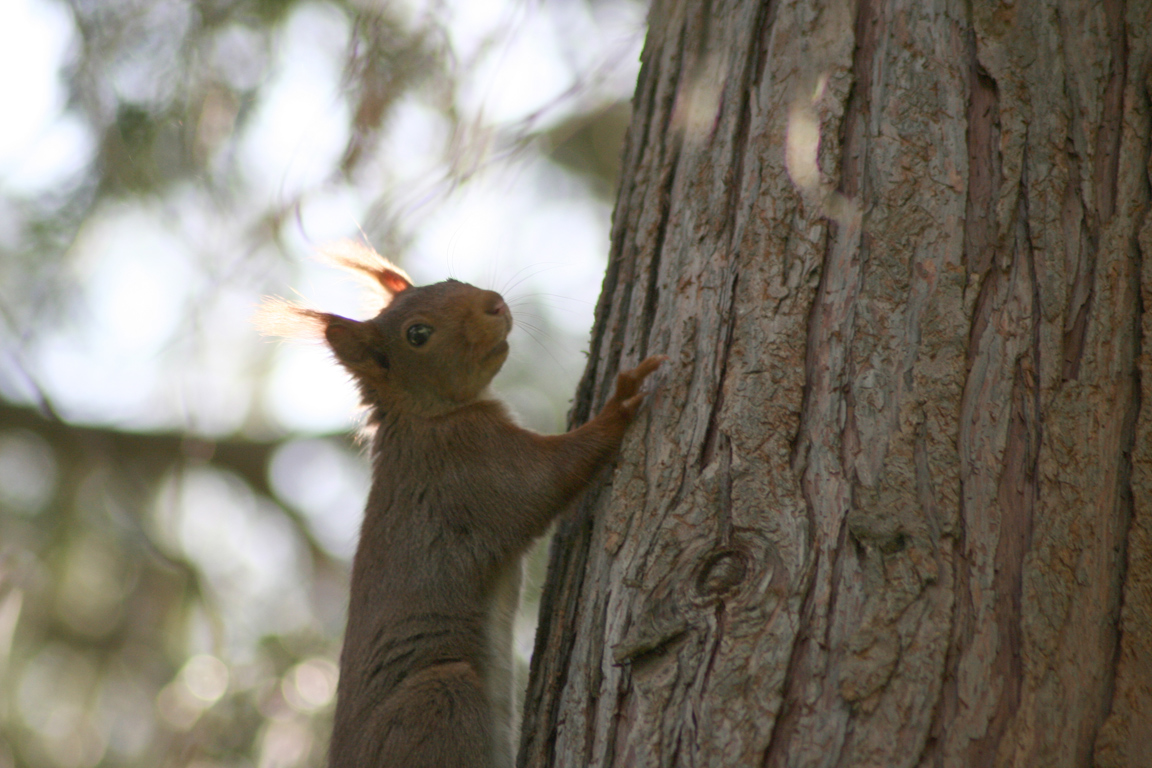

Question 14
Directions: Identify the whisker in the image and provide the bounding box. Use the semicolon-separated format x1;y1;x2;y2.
507;308;548;323
508;300;587;318
499;264;560;297
486;249;502;292
507;293;594;315
444;227;464;280
515;324;568;374
515;292;594;305
514;320;556;344
497;262;547;294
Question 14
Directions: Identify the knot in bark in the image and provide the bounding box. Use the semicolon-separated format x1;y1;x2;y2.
695;547;750;598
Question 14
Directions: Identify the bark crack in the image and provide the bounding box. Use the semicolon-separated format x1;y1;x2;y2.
1064;0;1128;381
924;22;1002;767
699;272;740;470
1094;10;1149;756
768;0;882;758
968;185;1040;765
721;0;776;252
962;56;1000;280
520;22;681;761
1095;0;1128;225
580;595;615;762
523;7;693;764
759;545;824;768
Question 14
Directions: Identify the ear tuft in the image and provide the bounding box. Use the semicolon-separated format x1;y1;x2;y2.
319;240;414;306
253;297;329;339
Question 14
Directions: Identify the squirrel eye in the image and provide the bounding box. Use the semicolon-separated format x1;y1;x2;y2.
406;324;433;347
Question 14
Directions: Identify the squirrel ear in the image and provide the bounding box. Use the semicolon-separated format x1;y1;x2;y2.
375;267;412;296
320;240;413;300
323;314;375;367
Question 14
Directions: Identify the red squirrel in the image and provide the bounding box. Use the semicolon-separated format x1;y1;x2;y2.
259;243;664;768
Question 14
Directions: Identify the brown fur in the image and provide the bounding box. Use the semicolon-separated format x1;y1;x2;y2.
259;244;664;768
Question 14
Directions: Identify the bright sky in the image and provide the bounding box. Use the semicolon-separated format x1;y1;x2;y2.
0;0;646;437
0;0;91;193
0;0;647;670
0;0;646;652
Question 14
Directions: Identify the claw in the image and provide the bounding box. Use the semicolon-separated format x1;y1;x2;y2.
611;355;667;416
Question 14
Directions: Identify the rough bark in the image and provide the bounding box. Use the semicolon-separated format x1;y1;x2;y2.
520;0;1152;766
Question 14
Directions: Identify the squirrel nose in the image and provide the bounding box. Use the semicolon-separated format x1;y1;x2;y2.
486;298;507;316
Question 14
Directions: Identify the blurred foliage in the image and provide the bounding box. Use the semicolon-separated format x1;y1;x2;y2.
0;0;641;765
0;401;347;767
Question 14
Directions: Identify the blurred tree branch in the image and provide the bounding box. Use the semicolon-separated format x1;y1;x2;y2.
0;400;347;568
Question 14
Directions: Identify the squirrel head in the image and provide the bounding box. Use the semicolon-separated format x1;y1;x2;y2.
258;243;512;417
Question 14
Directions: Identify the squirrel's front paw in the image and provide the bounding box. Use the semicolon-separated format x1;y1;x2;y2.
612;355;667;418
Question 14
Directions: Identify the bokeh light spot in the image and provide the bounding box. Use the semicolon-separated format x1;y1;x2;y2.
282;658;338;712
180;654;230;703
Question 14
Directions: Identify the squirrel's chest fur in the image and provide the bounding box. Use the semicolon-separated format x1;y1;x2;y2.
336;405;527;765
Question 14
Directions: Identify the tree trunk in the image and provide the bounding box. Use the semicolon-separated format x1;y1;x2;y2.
519;0;1152;766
